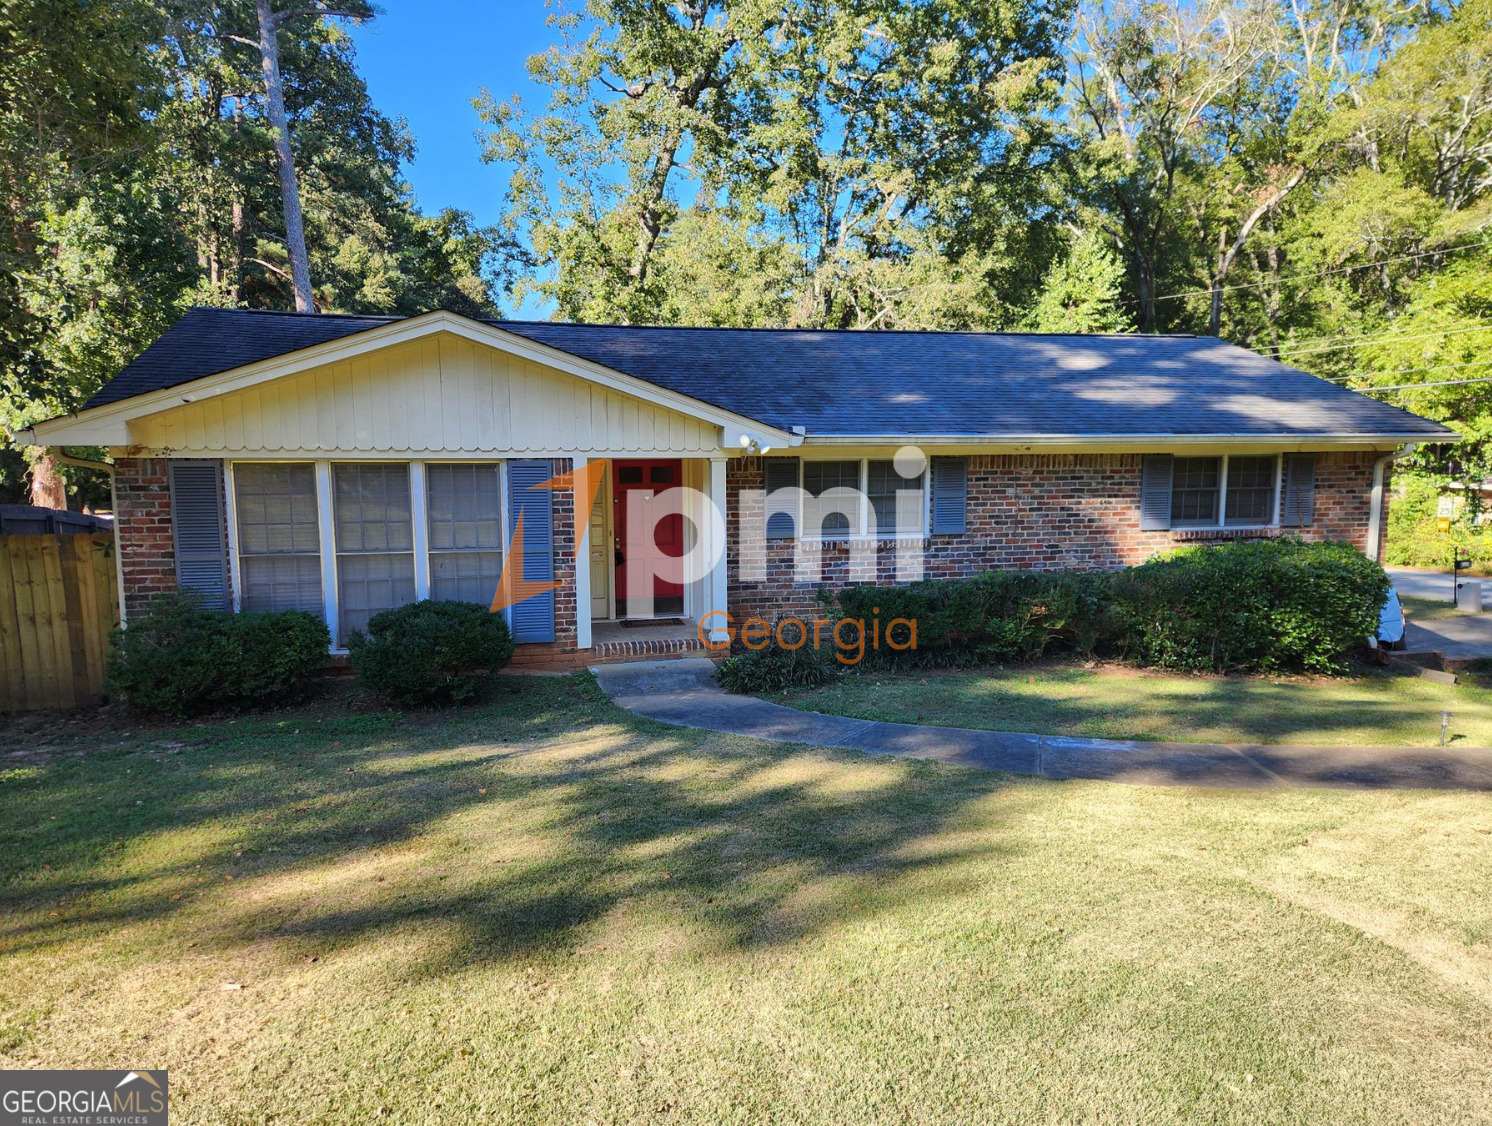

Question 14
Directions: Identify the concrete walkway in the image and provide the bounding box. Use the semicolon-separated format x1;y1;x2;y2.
593;659;1492;792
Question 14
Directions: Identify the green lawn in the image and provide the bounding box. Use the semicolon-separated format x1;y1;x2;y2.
3;675;1492;1123
775;664;1492;748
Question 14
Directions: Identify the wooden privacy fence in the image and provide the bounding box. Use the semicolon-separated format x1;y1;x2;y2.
0;533;118;711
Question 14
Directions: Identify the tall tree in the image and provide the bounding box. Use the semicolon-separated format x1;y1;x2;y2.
1063;0;1426;334
1027;228;1132;331
0;0;501;507
0;0;165;504
238;0;372;311
479;0;1070;329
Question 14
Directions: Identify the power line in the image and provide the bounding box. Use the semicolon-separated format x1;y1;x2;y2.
1274;323;1492;360
1271;318;1487;353
1322;357;1492;383
1152;238;1492;304
1355;374;1492;394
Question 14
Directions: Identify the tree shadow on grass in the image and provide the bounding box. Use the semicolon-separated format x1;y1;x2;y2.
799;665;1492;750
0;674;1037;978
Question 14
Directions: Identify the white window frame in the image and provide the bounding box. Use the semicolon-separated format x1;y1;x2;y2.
227;457;515;654
789;456;932;541
1170;453;1283;531
328;460;419;648
422;459;509;609
225;458;326;618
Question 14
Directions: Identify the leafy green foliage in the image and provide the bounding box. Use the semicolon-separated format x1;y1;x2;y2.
105;593;330;716
478;0;1067;329
1;2;501;504
838;570;1109;667
1385;472;1492;570
1027;229;1132;333
830;540;1388;677
1106;540;1390;675
716;631;839;693
348;601;516;705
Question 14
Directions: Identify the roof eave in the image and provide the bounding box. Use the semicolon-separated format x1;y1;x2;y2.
794;431;1457;448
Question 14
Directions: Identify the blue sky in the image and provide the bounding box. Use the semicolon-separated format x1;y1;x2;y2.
348;1;556;231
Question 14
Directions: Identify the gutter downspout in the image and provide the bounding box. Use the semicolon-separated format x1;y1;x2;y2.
1366;443;1417;564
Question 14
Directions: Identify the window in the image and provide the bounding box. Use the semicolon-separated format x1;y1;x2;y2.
233;463;322;615
1225;456;1277;525
803;460;861;539
333;463;415;643
1170;457;1221;526
764;457;932;539
1142;454;1282;532
427;463;504;603
867;460;926;535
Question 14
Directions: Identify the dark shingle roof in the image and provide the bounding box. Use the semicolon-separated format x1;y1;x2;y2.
82;306;1453;441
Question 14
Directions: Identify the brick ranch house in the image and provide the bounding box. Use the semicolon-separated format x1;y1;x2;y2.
21;307;1454;668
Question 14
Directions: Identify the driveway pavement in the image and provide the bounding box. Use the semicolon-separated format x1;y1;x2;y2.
1389;567;1492;659
593;659;1492;792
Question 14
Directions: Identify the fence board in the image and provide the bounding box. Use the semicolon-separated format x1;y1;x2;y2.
0;545;24;710
11;540;55;709
0;533;118;710
38;536;76;710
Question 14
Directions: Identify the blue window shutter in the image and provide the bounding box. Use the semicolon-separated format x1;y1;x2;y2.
764;457;799;540
930;457;967;535
1280;454;1316;527
1139;455;1174;531
507;460;555;643
169;459;230;611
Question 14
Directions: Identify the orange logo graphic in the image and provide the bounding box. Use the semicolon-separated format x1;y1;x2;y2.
490;459;610;614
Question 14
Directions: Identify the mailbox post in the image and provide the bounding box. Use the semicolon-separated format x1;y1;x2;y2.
1453;548;1473;607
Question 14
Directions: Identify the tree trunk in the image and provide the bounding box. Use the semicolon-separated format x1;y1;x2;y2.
256;0;315;313
1208;168;1308;336
28;451;66;510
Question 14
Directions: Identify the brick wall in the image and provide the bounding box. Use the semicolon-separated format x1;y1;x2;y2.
726;452;1380;623
114;457;181;618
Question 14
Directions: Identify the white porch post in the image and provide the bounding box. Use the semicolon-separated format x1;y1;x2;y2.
409;460;430;600
707;456;730;644
314;460;339;648
573;454;592;650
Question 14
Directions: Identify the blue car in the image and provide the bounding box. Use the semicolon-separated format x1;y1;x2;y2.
1378;587;1406;651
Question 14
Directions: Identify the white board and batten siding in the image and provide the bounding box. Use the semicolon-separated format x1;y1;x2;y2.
128;335;724;457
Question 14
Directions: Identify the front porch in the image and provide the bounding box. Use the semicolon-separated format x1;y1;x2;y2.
589;617;714;664
575;454;729;661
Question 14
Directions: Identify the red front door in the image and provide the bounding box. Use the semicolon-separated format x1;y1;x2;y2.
613;459;684;618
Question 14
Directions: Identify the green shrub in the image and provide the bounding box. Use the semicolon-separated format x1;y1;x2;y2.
837;569;1109;667
716;624;839;693
106;593;330;716
826;539;1388;677
1107;538;1389;674
348;600;515;705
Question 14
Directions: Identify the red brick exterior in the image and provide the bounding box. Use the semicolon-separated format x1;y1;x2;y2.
725;452;1381;624
114;457;183;618
113;450;1384;666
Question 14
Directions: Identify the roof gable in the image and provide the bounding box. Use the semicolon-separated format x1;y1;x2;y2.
34;309;788;448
